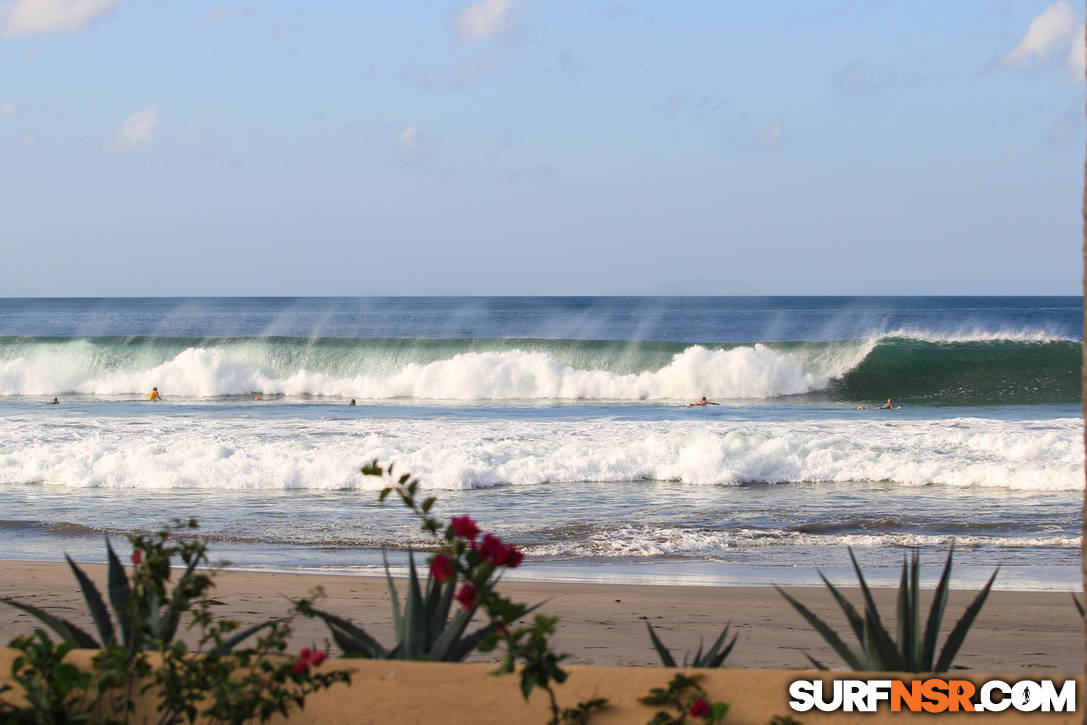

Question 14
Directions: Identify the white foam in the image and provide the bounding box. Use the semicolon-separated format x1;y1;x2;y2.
0;343;875;400
1;414;1080;492
528;525;1083;558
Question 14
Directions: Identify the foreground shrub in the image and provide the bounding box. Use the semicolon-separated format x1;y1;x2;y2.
0;521;351;724
2;520;268;652
775;546;997;672
646;622;737;668
336;460;607;725
299;547;529;661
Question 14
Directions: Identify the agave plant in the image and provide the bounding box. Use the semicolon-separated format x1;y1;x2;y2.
301;550;533;661
645;621;737;668
1073;594;1084;617
2;531;267;653
775;546;998;672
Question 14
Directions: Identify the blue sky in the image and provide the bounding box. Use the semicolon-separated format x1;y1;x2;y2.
1;0;1083;296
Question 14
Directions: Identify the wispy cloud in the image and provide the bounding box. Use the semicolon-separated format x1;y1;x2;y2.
0;0;120;36
200;4;259;28
997;0;1083;79
832;61;897;97
455;0;516;43
749;121;784;151
397;125;420;153
0;102;14;119
110;107;158;153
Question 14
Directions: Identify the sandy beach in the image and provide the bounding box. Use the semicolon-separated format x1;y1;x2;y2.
0;561;1080;673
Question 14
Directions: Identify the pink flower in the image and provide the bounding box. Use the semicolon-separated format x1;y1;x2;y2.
310;650;327;667
455;583;477;609
504;547;523;568
689;698;710;718
479;534;509;566
450;516;480;541
430;554;455;582
131;551;142;565
291;659;308;675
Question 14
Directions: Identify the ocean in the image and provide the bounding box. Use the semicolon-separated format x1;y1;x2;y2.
0;297;1081;590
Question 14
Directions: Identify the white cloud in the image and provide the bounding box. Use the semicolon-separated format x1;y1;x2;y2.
832;61;897;96
201;4;259;28
0;102;14;119
749;121;784;151
1;0;120;36
455;0;515;43
19;133;35;146
181;121;202;143
998;0;1080;70
111;108;158;153
397;125;420;152
1067;25;1085;79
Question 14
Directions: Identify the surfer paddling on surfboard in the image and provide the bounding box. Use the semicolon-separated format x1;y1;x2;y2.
689;396;719;406
879;397;897;410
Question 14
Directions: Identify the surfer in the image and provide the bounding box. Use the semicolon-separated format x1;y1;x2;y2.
49;397;59;405
689;396;718;406
148;387;161;401
349;398;356;406
879;398;893;410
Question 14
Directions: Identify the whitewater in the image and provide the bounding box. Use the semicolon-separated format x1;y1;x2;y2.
0;296;1081;588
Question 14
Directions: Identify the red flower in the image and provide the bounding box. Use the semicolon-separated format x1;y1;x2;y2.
455;583;477;609
291;647;327;675
479;533;509;566
688;698;710;718
450;516;480;541
131;551;142;565
429;554;455;582
504;547;523;568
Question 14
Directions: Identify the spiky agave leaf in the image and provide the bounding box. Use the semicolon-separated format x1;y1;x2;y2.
305;606;389;658
697;623;738;668
921;545;955;669
934;566;999;672
645;622;678;667
105;540;132;647
774;585;867;671
0;597;101;649
64;554;115;647
1073;594;1085;618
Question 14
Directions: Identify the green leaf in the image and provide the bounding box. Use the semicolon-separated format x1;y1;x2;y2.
934;566;999;672
645;622;677;667
818;571;865;644
159;554;202;643
382;550;402;636
105;539;132;646
1;598;101;648
211;621;275;654
403;550;427;658
922;546;955;669
306;606;388;658
774;585;866;670
64;554;115;647
421;497;436;513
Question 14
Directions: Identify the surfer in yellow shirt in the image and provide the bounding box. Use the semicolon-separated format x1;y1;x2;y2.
148;387;161;401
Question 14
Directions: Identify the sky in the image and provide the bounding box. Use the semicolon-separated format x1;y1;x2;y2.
0;0;1084;296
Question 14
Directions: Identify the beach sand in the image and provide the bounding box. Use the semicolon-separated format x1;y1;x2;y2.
0;561;1080;672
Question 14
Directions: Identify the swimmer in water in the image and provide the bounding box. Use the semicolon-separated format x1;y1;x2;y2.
50;397;59;404
349;398;356;406
148;387;161;401
689;396;718;406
